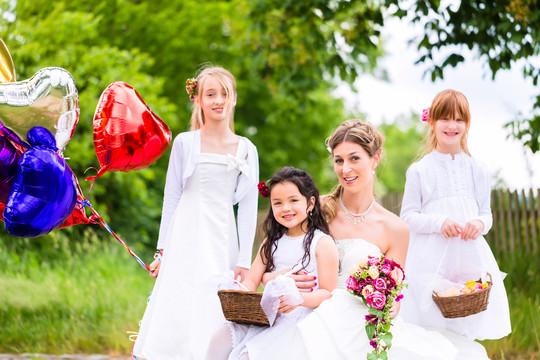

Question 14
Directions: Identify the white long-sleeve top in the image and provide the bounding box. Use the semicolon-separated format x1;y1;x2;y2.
157;130;259;269
400;150;493;235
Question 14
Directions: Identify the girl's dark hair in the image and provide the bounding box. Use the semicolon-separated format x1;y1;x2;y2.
260;166;330;272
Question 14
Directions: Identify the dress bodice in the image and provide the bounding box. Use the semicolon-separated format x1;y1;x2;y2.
336;239;382;289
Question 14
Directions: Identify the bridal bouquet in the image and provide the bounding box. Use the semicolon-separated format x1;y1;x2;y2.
346;255;406;360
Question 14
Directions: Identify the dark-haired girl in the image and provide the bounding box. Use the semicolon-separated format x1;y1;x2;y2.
206;166;339;360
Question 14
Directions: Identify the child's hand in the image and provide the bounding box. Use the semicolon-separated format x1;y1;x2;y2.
441;218;463;239
149;259;161;279
461;219;484;241
234;266;249;282
278;295;303;314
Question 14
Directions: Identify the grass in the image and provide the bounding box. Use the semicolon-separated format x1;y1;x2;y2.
0;229;154;355
0;228;538;358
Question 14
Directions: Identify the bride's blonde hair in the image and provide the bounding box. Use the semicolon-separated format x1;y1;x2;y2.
323;119;384;222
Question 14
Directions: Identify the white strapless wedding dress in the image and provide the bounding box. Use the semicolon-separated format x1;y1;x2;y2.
254;239;490;360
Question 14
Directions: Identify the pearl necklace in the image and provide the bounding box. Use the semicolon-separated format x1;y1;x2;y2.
339;196;375;224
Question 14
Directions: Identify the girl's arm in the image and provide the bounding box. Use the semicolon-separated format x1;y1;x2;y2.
235;142;259;275
240;242;268;291
262;269;317;292
400;166;447;235
281;235;339;312
157;135;184;250
473;160;493;235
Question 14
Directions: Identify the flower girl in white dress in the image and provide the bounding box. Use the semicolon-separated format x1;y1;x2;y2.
400;89;511;340
205;166;339;360
260;120;490;359
132;66;259;360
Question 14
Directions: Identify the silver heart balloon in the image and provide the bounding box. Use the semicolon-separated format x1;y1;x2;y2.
0;67;79;153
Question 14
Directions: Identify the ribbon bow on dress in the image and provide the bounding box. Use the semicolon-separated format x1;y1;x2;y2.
226;153;249;176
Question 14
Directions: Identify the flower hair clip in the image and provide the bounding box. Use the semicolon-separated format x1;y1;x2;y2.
257;181;270;198
185;78;197;101
421;107;430;122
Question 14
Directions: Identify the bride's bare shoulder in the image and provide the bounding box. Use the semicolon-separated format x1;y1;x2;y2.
376;203;409;238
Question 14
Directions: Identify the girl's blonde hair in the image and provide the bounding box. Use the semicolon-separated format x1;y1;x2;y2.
189;65;236;131
425;89;471;155
323;119;385;222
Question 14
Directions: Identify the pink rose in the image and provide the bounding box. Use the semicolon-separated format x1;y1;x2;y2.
391;267;404;285
362;285;374;298
380;263;392;276
367;291;387;310
368;257;380;266
373;277;387;291
346;276;360;291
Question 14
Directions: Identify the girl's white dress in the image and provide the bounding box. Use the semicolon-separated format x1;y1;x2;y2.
133;139;257;360
226;229;326;359
400;150;511;340
251;238;489;359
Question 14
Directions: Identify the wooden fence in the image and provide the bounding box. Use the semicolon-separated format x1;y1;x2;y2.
380;189;540;255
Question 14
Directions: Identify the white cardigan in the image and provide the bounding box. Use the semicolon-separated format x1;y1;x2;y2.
400;151;493;235
157;130;259;269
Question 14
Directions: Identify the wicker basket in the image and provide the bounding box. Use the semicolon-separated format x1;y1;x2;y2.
217;290;273;327
432;273;492;319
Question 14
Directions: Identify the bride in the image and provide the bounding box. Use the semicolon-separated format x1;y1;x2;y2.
260;119;489;359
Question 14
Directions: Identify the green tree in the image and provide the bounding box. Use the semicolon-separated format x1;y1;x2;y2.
384;0;540;152
0;0;388;248
377;115;424;195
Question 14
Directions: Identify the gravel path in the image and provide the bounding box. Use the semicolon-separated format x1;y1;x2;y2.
0;355;130;360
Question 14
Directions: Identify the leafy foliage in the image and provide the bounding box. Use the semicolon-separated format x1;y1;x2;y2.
384;0;540;152
0;0;389;247
377;116;424;194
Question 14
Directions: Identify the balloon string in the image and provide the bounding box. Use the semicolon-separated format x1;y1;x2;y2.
76;198;151;272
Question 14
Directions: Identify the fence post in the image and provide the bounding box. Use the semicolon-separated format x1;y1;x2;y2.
496;190;507;253
490;190;500;251
529;188;538;254
520;189;531;253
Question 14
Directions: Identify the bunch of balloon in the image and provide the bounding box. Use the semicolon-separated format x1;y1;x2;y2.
0;39;83;237
0;39;172;271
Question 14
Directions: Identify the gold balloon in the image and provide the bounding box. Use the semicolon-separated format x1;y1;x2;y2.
0;38;16;83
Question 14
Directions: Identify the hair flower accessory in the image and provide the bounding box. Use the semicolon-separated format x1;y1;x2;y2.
257;181;270;198
185;78;197;101
421;107;430;122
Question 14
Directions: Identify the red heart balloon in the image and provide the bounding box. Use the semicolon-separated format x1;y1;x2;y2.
91;82;171;178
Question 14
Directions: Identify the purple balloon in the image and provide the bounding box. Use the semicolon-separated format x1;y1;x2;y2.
3;127;76;237
0;135;21;203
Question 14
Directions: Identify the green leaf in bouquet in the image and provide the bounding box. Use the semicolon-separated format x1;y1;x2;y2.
380;332;393;348
368;351;388;360
366;323;376;340
369;308;383;317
